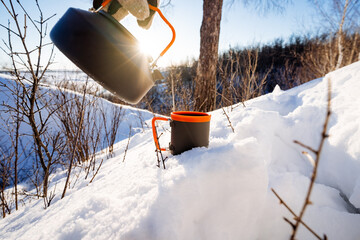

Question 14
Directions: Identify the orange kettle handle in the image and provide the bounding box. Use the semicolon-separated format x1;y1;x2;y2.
97;1;176;60
148;4;176;58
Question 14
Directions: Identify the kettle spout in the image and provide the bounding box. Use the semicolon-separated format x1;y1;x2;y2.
151;69;164;82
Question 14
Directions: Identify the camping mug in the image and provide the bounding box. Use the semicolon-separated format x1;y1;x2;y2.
152;111;211;155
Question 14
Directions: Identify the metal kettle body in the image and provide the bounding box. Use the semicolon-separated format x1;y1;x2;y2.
50;8;154;104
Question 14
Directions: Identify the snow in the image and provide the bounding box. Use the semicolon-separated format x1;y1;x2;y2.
1;61;360;239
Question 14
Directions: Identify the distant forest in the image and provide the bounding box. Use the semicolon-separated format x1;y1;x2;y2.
106;32;359;114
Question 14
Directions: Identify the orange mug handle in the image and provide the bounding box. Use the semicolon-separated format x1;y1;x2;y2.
152;117;170;151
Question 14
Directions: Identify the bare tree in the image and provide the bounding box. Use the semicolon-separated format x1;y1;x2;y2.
335;0;350;69
194;0;223;112
309;0;360;70
100;103;124;157
0;0;57;208
194;0;291;112
52;79;124;189
0;144;12;218
0;79;23;212
298;32;360;81
61;82;87;199
218;48;270;106
166;63;196;112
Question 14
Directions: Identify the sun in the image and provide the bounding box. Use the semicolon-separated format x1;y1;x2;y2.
133;25;175;67
138;37;162;60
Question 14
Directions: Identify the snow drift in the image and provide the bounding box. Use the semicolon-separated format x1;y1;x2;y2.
1;62;360;240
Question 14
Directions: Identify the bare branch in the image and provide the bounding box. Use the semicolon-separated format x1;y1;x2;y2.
0;23;20;37
61;81;88;199
294;140;318;154
15;0;41;33
122;126;132;162
222;107;235;133
290;78;332;240
271;188;323;240
0;0;15;19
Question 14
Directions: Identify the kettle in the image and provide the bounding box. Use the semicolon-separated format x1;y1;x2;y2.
50;4;175;104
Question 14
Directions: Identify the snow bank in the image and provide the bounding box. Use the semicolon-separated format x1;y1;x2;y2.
1;62;360;240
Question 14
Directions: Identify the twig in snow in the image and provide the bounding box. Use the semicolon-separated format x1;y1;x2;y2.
293;140;318;154
89;158;104;184
153;130;167;169
155;148;167;169
272;78;332;240
222;107;235;133
271;188;323;240
122;125;132;163
290;78;332;240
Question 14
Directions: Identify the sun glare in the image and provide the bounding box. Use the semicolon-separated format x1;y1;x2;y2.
138;37;161;60
134;25;177;67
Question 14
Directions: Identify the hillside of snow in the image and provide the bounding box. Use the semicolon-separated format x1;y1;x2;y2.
1;61;360;239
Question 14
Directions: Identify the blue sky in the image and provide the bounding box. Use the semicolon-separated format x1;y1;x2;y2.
0;0;317;69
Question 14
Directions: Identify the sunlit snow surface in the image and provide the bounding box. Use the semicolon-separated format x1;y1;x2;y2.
1;62;360;240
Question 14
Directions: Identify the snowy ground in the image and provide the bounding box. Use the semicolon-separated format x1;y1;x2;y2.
1;62;360;239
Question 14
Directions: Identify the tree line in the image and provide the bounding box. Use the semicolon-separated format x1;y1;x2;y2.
128;31;360;115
